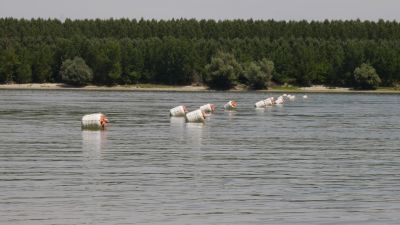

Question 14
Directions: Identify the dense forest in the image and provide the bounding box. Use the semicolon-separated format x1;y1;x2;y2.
1;18;400;89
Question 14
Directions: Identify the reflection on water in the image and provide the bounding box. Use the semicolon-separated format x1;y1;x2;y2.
224;110;237;121
82;130;108;159
185;122;204;147
169;116;186;127
170;117;204;147
169;117;186;142
1;90;400;225
255;107;268;115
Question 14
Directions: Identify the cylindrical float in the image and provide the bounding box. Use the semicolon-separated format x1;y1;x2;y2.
185;109;206;123
264;97;274;106
169;105;188;117
275;96;284;105
255;100;266;108
81;113;109;130
200;103;216;113
224;100;237;110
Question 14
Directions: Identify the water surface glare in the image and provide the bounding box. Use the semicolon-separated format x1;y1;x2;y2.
1;90;400;225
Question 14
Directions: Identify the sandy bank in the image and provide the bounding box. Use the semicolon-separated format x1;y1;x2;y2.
300;85;350;92
0;83;399;93
0;83;208;92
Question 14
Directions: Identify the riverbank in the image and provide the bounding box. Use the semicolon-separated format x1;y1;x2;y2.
0;83;208;92
0;83;399;93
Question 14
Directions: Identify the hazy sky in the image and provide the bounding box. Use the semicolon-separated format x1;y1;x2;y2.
0;0;399;21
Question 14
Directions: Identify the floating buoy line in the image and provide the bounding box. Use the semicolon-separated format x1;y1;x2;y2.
82;94;309;129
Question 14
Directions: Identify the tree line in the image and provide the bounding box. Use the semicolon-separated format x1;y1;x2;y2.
1;18;400;89
2;18;400;40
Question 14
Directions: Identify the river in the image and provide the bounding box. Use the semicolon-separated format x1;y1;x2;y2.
0;90;399;224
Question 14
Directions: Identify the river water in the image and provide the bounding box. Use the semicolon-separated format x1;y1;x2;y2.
0;90;399;225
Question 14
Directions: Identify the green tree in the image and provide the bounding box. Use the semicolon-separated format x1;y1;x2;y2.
120;38;144;84
353;63;381;90
204;52;241;90
14;48;33;83
156;37;196;85
244;58;274;89
15;63;32;83
85;39;122;85
31;45;54;83
60;57;93;86
0;48;18;83
258;58;274;87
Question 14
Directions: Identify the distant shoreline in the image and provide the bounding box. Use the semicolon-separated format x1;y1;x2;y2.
0;83;208;92
0;83;399;94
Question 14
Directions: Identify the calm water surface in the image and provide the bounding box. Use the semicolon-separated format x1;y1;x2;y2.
0;90;400;225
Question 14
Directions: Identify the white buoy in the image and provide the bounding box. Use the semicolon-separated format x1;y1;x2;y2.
287;95;296;100
264;97;274;106
185;109;206;123
169;105;188;117
224;100;237;110
255;100;267;108
200;103;216;113
303;95;308;99
81;113;109;130
275;96;284;105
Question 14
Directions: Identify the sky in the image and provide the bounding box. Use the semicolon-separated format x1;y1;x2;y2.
0;0;399;21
